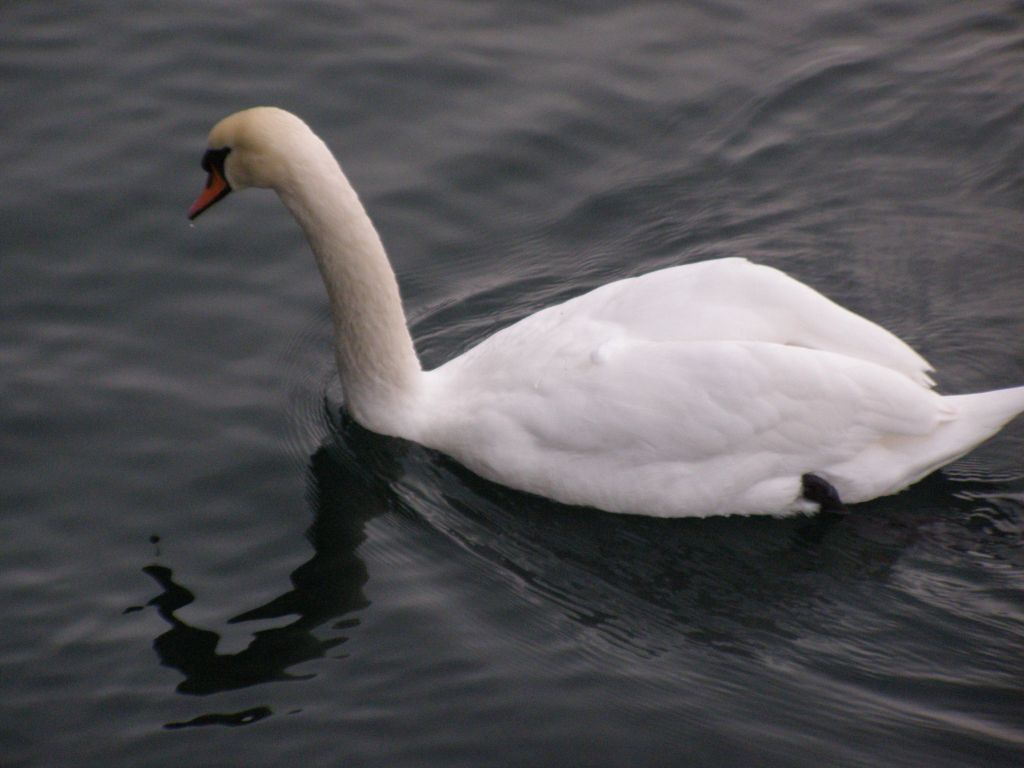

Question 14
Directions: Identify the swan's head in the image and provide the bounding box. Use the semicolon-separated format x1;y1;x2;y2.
188;107;318;220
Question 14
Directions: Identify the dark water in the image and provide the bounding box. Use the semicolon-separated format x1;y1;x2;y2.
3;1;1024;766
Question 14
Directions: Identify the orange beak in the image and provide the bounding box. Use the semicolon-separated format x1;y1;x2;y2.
188;164;231;220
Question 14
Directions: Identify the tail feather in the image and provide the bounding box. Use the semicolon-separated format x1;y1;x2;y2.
901;386;1024;487
945;386;1024;439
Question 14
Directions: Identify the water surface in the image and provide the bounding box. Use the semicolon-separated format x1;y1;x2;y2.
2;2;1023;766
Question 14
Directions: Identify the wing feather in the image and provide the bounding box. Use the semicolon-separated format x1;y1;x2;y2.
558;258;935;386
431;335;944;516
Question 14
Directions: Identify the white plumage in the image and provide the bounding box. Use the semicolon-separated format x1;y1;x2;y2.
190;107;1024;518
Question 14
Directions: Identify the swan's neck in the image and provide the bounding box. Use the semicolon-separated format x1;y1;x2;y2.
276;142;422;435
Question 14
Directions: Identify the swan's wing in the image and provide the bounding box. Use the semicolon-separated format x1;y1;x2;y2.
560;258;936;387
429;338;947;516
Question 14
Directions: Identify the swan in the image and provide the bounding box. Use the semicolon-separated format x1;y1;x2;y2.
188;107;1024;517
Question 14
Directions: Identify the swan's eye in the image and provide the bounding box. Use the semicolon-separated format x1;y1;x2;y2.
200;147;231;175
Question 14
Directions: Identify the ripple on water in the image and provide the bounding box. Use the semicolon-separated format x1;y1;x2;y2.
4;0;1024;766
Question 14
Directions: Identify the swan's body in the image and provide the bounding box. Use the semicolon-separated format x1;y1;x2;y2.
190;107;1024;517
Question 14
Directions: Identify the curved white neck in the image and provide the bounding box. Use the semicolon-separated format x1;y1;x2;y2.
274;140;422;435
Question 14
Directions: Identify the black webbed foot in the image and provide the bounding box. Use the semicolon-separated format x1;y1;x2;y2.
801;473;848;516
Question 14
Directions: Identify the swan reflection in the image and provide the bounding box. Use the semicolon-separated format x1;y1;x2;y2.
137;409;1013;728
138;419;399;725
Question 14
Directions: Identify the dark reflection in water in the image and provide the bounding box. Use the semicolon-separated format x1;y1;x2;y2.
137;417;403;726
164;707;273;730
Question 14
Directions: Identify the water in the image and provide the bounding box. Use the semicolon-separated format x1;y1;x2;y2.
3;1;1023;765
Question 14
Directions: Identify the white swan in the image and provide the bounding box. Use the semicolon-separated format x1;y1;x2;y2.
189;107;1024;517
